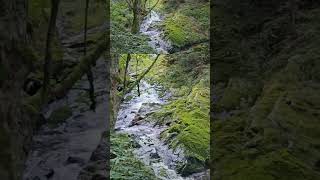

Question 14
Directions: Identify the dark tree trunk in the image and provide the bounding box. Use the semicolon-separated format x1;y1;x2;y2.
136;57;140;96
123;54;131;92
84;0;96;111
42;0;60;102
131;0;141;33
0;0;36;179
26;40;107;110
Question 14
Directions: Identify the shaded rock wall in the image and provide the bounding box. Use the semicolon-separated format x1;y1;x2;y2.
212;0;320;179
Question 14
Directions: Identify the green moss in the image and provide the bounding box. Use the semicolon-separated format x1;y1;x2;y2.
158;167;167;177
164;13;206;48
217;149;318;180
218;78;261;111
155;81;210;174
178;2;209;30
111;1;132;30
48;106;72;127
28;0;50;24
163;1;209;48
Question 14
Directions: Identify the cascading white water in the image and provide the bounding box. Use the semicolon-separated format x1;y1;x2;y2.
115;81;195;180
140;11;172;54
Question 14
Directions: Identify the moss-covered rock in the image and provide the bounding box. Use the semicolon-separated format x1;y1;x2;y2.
153;74;210;174
110;133;157;179
163;1;209;48
164;9;208;48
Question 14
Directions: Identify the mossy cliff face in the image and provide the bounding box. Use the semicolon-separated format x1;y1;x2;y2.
212;1;320;179
159;80;210;176
163;0;209;49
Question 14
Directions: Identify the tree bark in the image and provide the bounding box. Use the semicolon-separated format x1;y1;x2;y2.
84;0;96;111
53;40;106;99
0;0;33;179
26;39;107;110
131;0;141;33
128;0;159;33
123;53;131;92
42;0;60;102
136;57;140;96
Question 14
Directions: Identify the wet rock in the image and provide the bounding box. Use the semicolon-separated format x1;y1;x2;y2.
73;113;84;119
129;114;144;127
150;152;160;159
32;176;41;180
150;149;160;159
188;169;210;180
45;169;54;178
48;106;72;127
178;157;205;177
65;156;85;165
41;129;63;135
114;127;122;131
128;121;140;127
130;139;141;148
78;132;109;180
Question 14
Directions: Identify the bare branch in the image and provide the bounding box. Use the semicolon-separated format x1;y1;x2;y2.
124;54;160;95
145;0;160;16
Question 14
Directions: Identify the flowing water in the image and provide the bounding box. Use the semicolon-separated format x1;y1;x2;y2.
140;11;172;54
115;81;194;180
115;78;209;179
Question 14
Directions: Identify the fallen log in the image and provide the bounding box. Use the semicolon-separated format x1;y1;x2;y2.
25;38;107;111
